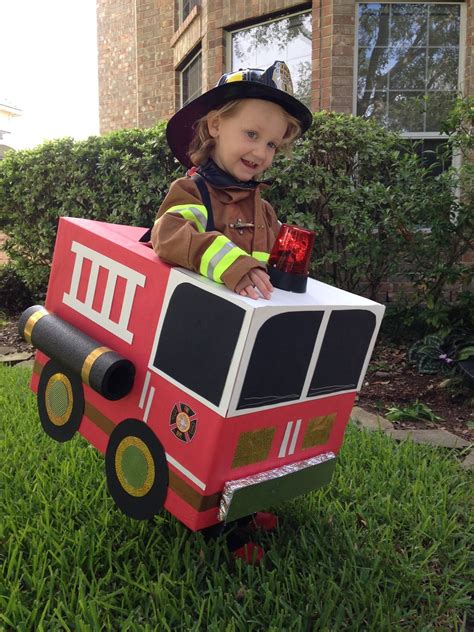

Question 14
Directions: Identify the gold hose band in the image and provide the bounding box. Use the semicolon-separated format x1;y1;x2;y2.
81;346;110;386
23;308;48;344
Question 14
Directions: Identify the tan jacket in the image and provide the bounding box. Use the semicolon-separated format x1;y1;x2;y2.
151;171;280;291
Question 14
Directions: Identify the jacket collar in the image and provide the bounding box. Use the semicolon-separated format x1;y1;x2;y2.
195;159;267;190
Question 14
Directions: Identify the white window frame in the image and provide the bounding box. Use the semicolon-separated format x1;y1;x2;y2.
225;9;312;74
354;1;466;169
180;50;202;109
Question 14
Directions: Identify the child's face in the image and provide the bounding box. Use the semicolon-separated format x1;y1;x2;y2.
208;99;288;181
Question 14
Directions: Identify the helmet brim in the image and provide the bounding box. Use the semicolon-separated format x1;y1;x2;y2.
166;82;313;168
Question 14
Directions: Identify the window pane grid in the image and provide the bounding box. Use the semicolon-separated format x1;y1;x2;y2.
357;3;460;133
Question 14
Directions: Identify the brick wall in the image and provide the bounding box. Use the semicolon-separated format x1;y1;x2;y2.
97;0;328;127
97;0;474;127
97;0;139;132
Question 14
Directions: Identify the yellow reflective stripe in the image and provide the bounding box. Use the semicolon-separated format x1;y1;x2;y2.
163;204;208;233
200;235;247;282
252;251;270;263
200;236;226;278
213;247;247;283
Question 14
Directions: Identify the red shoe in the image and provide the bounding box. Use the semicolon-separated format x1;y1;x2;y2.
250;512;278;532
233;541;264;565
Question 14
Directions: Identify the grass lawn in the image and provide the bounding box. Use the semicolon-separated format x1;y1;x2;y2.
1;365;472;631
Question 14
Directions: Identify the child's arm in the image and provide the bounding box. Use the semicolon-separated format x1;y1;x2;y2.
151;178;270;297
235;268;273;300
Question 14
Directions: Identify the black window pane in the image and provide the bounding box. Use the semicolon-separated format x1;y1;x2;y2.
358;4;389;49
182;55;202;107
428;5;460;47
182;0;200;22
387;91;425;132
238;311;323;410
428;48;459;91
390;3;427;50
357;90;387;125
411;139;451;176
389;48;426;90
154;284;245;406
309;310;376;398
426;92;457;132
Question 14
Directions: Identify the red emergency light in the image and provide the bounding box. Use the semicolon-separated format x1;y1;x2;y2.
268;223;316;293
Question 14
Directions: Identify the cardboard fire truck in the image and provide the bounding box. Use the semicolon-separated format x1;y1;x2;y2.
20;217;385;532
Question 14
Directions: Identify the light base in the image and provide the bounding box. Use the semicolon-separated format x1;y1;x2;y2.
269;267;308;293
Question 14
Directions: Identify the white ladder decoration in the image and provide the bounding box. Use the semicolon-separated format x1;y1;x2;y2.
63;241;146;344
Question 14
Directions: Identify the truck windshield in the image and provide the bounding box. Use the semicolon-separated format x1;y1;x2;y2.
237;311;323;410
308;309;376;397
153;283;245;406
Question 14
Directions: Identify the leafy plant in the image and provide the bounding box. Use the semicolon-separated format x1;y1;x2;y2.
409;330;474;385
386;400;443;423
408;334;453;375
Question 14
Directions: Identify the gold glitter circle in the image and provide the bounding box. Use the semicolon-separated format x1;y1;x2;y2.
115;436;155;497
45;373;73;426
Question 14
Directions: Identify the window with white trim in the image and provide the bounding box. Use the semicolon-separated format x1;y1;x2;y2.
181;52;202;107
356;3;462;169
228;11;312;107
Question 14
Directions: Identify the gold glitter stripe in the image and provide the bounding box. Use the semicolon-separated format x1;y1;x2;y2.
84;401;116;436
81;346;110;386
232;427;275;469
168;470;221;512
23;308;48;344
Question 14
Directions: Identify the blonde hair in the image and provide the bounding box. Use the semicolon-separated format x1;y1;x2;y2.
188;99;302;166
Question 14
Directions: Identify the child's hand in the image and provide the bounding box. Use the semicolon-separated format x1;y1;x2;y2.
236;269;273;300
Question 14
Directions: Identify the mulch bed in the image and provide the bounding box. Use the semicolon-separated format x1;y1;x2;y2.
0;319;33;354
357;338;474;443
1;318;473;442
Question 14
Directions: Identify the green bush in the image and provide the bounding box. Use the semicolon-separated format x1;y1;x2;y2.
0;123;181;296
381;290;474;343
0;264;34;314
0;111;472;316
264;111;474;305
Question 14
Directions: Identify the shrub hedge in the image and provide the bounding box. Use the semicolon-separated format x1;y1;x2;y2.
264;111;474;309
0;111;472;327
0;122;180;299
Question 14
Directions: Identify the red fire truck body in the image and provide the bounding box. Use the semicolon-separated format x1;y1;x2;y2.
25;217;384;531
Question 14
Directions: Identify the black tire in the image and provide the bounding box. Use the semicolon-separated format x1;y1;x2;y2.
106;419;169;520
37;360;85;442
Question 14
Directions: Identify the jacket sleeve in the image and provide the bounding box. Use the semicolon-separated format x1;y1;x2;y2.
151;178;266;292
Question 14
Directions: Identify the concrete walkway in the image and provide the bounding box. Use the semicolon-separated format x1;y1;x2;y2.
1;347;472;470
351;406;473;470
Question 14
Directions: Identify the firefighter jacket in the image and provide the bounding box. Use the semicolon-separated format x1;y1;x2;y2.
151;160;281;292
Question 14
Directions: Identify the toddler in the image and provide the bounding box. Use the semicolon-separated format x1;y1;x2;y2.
152;61;313;563
152;60;312;300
